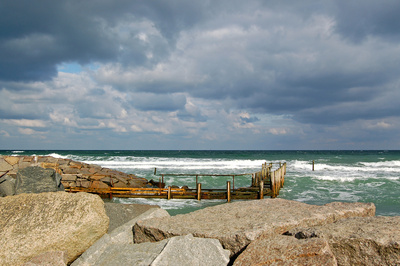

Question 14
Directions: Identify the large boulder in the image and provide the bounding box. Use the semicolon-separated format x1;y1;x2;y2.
151;234;230;265
72;208;170;265
0;192;109;265
75;235;230;266
234;233;337;265
133;199;375;256
23;251;68;266
104;202;161;233
15;166;64;194
0;174;15;196
286;216;400;265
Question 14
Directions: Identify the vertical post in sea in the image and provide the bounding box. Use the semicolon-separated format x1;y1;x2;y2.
259;179;264;199
227;181;231;202
167;186;171;200
197;183;202;201
312;160;315;171
154;168;157;175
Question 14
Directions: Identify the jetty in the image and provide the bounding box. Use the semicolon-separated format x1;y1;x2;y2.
0;155;286;201
67;162;286;201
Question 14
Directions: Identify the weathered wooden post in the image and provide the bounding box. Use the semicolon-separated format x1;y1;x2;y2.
271;172;276;198
162;174;164;184
154;168;157;175
197;183;201;201
227;181;231;202
232;175;235;190
167;186;171;200
251;173;255;187
259;179;264;199
196;175;198;186
312;160;315;171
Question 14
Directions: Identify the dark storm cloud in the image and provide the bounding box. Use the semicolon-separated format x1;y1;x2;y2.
0;0;209;82
332;1;400;42
1;0;400;149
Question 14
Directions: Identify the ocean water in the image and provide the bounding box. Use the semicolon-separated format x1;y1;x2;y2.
2;150;399;216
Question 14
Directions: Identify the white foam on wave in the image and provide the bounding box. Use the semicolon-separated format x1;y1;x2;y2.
83;158;267;171
46;153;68;159
12;150;24;153
115;197;223;210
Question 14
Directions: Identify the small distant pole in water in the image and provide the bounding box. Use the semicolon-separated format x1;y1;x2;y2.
154;168;157;175
312;160;315;171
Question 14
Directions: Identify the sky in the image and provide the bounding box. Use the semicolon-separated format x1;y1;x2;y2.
1;0;400;150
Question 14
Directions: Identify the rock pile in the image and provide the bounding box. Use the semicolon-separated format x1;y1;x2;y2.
1;194;399;265
0;155;148;193
133;198;376;255
131;199;399;265
72;208;230;266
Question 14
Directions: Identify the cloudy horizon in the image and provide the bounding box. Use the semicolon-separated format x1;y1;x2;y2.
1;0;399;150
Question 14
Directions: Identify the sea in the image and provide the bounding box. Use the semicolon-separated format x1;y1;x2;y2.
1;150;399;216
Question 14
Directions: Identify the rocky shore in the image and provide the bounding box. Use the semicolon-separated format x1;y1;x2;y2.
0;158;399;265
0;155;149;196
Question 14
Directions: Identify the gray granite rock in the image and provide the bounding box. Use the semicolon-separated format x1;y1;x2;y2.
234;234;337;266
72;208;170;265
133;199;375;256
0;192;109;265
95;241;169;266
74;234;229;266
104;202;160;233
15;166;62;194
0;174;15;196
287;216;400;265
152;234;230;266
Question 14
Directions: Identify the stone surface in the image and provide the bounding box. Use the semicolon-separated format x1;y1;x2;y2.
0;158;13;172
234;234;337;266
71;208;170;265
133;199;375;256
23;251;68;266
15;166;62;194
152;234;230;266
288;216;400;265
0;192;109;265
95;241;169;266
0;174;15;196
4;156;20;166
104;202;161;233
74;235;229;266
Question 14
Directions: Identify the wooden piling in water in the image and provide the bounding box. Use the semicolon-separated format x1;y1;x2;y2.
197;183;201;201
167;186;171;200
312;160;315;171
227;181;231;202
259;179;264;199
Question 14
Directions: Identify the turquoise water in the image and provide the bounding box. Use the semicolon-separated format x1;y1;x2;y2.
2;150;399;216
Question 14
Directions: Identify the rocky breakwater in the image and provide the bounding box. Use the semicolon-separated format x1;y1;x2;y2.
131;198;399;265
0;155;149;195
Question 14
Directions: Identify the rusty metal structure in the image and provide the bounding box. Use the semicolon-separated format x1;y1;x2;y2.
67;163;286;201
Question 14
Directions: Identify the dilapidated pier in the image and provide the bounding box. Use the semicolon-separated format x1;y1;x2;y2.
67;162;286;201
